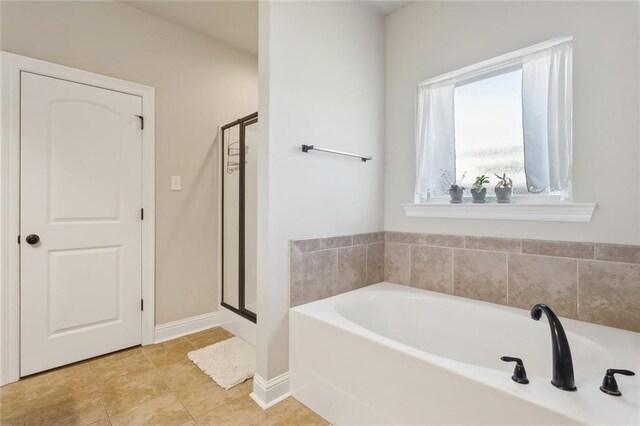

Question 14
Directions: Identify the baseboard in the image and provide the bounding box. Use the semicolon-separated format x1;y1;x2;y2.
154;311;220;343
217;305;257;346
250;371;291;410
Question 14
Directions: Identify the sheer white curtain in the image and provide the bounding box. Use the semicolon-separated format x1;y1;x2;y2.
414;80;455;202
522;41;573;199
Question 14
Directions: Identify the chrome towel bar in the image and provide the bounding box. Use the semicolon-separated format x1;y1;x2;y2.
301;144;372;162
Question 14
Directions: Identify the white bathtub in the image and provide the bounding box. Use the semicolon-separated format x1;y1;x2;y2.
290;283;640;425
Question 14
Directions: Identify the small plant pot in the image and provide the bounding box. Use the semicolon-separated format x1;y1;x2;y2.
495;187;513;203
471;188;487;203
449;187;464;204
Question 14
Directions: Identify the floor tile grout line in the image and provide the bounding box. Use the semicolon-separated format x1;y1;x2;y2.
145;334;219;425
182;330;257;421
159;367;198;426
133;343;198;425
89;360;113;426
22;363;104;421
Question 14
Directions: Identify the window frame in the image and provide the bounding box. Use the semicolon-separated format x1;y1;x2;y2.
407;36;596;222
417;37;571;91
415;36;573;205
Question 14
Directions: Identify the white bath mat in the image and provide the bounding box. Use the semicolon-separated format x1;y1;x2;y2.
188;336;256;390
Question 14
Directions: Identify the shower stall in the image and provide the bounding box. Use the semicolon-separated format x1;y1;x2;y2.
220;112;258;323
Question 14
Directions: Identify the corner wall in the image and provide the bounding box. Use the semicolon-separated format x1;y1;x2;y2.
1;1;258;325
257;0;385;386
385;1;640;245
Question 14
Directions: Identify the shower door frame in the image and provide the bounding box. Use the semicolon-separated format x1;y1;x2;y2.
220;112;257;323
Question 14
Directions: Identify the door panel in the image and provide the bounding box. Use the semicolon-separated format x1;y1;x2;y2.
49;101;123;222
48;246;121;335
20;72;143;376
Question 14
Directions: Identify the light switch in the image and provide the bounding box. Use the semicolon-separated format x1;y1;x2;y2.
171;176;181;191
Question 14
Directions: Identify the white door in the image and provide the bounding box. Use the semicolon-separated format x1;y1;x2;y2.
20;72;143;376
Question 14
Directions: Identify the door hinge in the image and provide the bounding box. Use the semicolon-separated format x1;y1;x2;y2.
141;299;144;311
141;208;144;220
136;115;144;130
17;235;20;244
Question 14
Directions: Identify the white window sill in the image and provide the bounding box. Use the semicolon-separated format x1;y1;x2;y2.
402;202;597;222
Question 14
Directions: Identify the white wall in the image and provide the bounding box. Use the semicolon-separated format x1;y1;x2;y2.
257;1;385;379
1;1;258;325
385;1;640;245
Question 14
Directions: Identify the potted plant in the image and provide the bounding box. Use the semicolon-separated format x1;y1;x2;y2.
471;175;490;203
443;171;467;204
494;173;513;203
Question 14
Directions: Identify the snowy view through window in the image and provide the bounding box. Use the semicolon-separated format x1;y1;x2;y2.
454;69;527;195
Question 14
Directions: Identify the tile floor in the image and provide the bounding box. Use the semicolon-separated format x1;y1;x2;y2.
0;327;328;425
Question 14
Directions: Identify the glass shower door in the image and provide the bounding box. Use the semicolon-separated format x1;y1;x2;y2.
221;113;257;322
242;119;258;315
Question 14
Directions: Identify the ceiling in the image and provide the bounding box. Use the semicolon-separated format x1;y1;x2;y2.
124;1;260;56
362;1;411;16
123;1;411;57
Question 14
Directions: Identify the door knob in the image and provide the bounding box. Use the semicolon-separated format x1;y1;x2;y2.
25;234;40;245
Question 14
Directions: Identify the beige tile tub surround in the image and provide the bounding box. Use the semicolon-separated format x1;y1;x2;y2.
521;239;594;259
465;236;521;253
289;232;640;332
578;261;640;332
508;255;578;318
290;232;384;306
410;245;453;294
594;244;640;264
380;232;640;332
453;249;508;305
384;243;410;285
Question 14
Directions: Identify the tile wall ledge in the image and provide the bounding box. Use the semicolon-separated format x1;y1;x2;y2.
402;202;597;222
292;232;384;252
384;233;640;262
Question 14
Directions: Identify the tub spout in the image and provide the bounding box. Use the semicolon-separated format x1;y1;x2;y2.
531;303;577;391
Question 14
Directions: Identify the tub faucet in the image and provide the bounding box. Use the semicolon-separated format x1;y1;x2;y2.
531;303;577;391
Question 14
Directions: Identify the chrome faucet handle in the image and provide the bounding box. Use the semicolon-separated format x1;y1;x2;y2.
501;356;529;384
600;369;635;396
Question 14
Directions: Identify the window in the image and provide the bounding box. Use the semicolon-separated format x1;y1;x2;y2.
454;68;526;195
415;38;573;203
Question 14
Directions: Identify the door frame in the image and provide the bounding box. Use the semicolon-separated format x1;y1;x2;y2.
0;52;156;385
